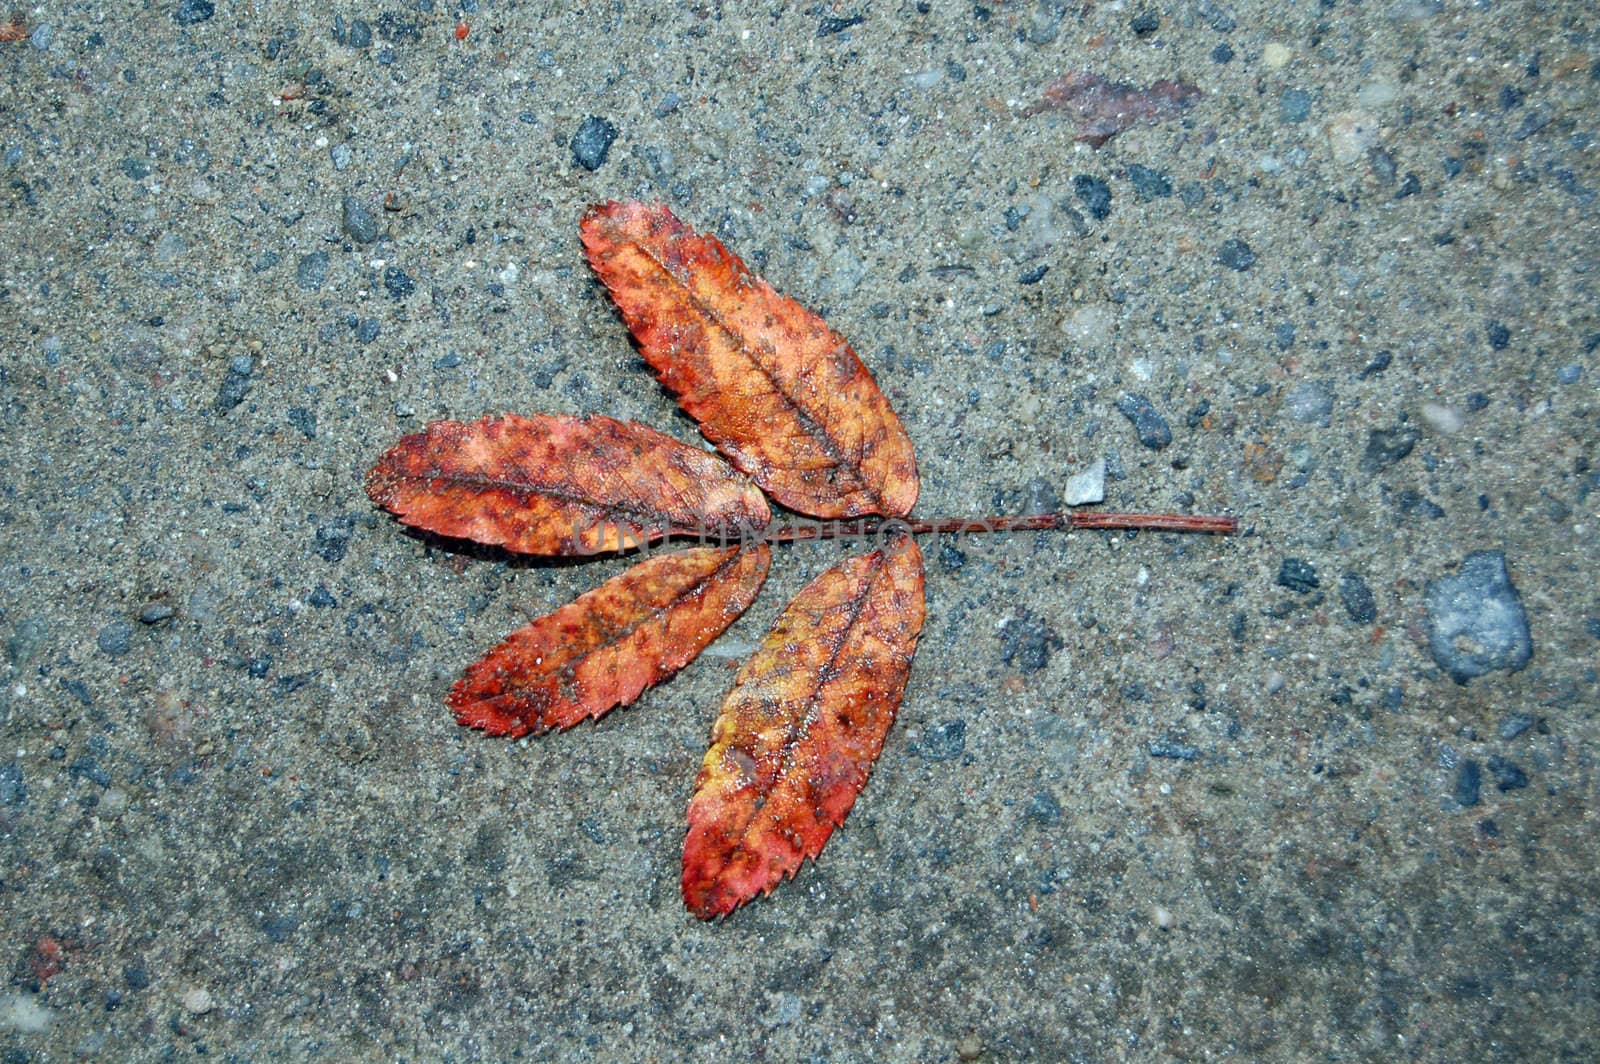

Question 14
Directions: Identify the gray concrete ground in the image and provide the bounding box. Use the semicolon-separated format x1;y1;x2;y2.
2;2;1597;1060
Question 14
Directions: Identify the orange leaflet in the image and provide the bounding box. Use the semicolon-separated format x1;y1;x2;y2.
365;413;770;555
451;545;770;737
682;535;926;918
580;201;920;520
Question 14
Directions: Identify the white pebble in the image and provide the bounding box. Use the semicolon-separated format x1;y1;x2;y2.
1154;906;1175;929
1420;402;1464;434
1063;458;1106;506
1061;304;1114;348
182;989;214;1016
1326;111;1378;166
1262;43;1293;69
100;788;128;817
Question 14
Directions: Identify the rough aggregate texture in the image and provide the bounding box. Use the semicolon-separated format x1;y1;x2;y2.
1;2;1597;1060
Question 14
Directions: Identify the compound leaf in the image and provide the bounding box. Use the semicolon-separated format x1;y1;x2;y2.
580;200;919;520
451;545;771;738
366;413;770;556
682;535;926;918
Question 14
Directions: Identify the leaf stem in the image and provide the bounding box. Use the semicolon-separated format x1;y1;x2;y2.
761;511;1236;543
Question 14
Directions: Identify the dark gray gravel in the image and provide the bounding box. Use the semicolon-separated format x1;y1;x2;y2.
571;116;619;170
1115;391;1173;450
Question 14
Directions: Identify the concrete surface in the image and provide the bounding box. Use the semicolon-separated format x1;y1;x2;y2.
2;1;1596;1060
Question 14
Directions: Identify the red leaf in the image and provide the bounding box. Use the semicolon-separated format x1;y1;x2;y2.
580;201;920;519
682;535;926;918
451;545;770;737
366;413;770;555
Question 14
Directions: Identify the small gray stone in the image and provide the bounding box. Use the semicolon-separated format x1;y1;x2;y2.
914;720;966;761
98;620;132;657
999;612;1063;672
1023;476;1059;515
1454;759;1481;807
1217;239;1256;271
342;196;379;243
1025;790;1062;825
1126;164;1172;200
295;251;329;291
138;602;174;625
571;117;618;170
1063;458;1106;505
214;356;253;412
382;267;414;300
1;763;27;807
173;0;214;26
1424;550;1533;684
1338;571;1376;623
1277;558;1319;593
329;143;353;171
1280;88;1313;124
1115;392;1172;450
1497;712;1536;740
1360;425;1420;474
1284;380;1334;426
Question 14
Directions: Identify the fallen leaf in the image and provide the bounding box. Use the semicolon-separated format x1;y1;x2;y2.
366;413;770;555
367;200;1236;918
1023;72;1202;148
452;545;770;737
682;535;926;918
580;200;919;519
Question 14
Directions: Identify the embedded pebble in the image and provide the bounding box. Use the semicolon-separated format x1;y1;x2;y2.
999;614;1063;673
1277;558;1320;593
571;117;618;170
1063;458;1106;505
173;0;214;25
1023;476;1059;515
1497;712;1536;740
1454;759;1482;807
1327;111;1378;165
342;196;379;244
914;720;966;761
1284;381;1334;426
1421;402;1464;434
1127;164;1172;200
1486;756;1529;792
296;251;329;291
100;787;129;816
182;988;214;1015
1339;571;1376;622
1262;42;1292;69
215;355;254;413
1217;239;1256;271
1280;88;1313;124
1025;790;1062;824
1115;392;1172;450
383;267;415;300
97;620;132;657
1074;175;1112;220
1424;551;1533;684
1360;425;1419;473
